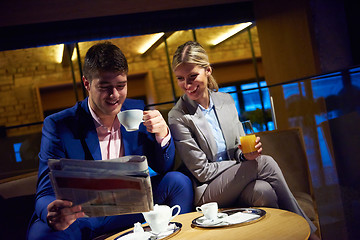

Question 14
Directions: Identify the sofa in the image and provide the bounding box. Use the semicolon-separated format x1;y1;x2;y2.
0;171;38;239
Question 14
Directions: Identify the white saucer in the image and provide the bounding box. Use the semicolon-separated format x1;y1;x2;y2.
116;222;182;240
195;212;228;226
192;208;266;228
149;223;178;238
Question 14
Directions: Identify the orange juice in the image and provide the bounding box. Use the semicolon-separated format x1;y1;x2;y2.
240;134;257;153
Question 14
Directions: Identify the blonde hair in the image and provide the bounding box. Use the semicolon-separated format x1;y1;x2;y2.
172;41;218;91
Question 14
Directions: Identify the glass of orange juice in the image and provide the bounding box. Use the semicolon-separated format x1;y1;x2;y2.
240;120;257;154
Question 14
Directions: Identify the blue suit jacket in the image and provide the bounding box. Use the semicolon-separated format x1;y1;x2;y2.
34;97;175;223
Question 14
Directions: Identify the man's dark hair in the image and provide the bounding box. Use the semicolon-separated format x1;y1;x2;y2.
83;41;128;81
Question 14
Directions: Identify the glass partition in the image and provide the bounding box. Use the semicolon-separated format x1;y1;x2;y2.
220;67;360;189
0;23;260;179
1;21;359;191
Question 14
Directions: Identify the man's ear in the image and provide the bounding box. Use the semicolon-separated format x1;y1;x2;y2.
83;76;90;91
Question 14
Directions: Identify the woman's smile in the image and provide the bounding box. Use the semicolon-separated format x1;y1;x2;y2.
186;85;199;94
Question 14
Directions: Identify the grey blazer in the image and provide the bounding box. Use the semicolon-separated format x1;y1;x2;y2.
168;91;246;204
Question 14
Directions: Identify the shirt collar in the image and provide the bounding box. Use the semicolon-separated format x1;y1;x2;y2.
198;95;214;113
88;99;120;131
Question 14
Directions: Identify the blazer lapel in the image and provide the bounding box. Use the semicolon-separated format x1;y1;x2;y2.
212;92;233;156
79;99;102;160
183;95;218;161
84;128;102;160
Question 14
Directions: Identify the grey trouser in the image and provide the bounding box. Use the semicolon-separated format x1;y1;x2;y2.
199;155;316;233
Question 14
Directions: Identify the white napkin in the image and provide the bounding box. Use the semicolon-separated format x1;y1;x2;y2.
116;222;150;240
117;222;177;240
133;222;144;233
222;212;259;224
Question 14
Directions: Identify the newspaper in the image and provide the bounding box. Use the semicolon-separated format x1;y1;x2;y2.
48;155;154;217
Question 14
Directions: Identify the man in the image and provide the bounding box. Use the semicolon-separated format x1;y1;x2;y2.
27;42;193;240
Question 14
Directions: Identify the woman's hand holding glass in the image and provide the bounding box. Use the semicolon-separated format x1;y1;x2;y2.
239;136;262;160
238;120;262;160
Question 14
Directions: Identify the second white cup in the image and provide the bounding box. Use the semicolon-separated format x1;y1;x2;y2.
196;202;218;220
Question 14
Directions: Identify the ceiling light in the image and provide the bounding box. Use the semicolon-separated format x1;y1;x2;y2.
210;22;252;46
59;44;76;64
71;50;77;61
56;44;64;63
138;32;165;54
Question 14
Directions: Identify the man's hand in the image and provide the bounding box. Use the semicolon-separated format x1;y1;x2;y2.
143;110;169;139
238;136;262;160
47;200;85;231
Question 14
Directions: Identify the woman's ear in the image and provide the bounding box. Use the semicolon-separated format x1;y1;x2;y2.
205;66;212;76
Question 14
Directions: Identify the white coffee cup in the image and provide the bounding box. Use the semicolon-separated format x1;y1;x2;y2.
196;202;218;220
117;109;144;131
142;204;181;234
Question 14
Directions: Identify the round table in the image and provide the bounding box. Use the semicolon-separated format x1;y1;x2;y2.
106;207;310;240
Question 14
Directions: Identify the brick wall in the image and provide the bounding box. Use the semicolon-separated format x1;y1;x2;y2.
0;26;261;137
0;46;78;136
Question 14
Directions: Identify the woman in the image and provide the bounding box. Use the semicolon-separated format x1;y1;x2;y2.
168;41;318;238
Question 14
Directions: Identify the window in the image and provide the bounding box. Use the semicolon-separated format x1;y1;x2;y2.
13;143;22;162
311;73;343;99
219;81;274;132
218;86;241;114
350;67;360;88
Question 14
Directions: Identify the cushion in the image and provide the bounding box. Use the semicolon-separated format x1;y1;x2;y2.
294;191;316;221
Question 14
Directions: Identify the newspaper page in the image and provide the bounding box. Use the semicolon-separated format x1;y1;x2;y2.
48;155;154;217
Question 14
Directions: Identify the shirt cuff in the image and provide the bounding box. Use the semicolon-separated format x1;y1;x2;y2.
155;128;171;148
239;152;247;162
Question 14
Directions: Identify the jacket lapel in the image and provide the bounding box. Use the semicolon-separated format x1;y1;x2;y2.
212;91;232;156
183;95;218;161
84;128;102;160
79;99;102;160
